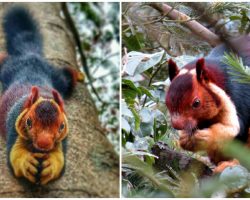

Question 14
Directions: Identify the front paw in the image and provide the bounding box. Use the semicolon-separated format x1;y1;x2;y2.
12;152;45;183
40;151;64;185
179;131;196;151
213;159;240;174
193;129;212;150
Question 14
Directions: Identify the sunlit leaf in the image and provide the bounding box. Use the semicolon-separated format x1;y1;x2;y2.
124;51;165;76
122;117;131;133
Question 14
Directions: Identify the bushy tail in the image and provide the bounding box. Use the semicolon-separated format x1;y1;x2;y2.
3;7;43;56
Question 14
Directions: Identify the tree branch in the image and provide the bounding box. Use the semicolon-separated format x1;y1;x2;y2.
149;3;222;47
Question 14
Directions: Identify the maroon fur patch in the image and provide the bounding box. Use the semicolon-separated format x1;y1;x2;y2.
35;101;59;126
184;60;226;90
166;74;194;112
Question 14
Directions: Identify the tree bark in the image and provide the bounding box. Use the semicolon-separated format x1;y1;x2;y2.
0;3;119;197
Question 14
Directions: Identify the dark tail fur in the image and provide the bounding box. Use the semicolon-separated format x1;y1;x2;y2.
3;6;43;56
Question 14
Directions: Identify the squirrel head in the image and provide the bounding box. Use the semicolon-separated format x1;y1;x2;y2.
166;58;222;134
16;86;68;152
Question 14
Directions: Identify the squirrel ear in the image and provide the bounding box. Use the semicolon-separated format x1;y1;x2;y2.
196;58;209;82
168;59;179;81
52;90;64;112
24;86;40;108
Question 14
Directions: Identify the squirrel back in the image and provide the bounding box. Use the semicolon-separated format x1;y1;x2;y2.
3;6;42;56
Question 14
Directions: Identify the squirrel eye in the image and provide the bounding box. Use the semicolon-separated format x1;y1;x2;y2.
192;98;201;108
26;118;32;129
59;123;65;132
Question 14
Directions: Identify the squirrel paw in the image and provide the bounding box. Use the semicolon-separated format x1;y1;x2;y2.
76;71;85;82
12;152;45;183
213;159;240;174
193;129;212;149
40;150;64;185
179;131;196;151
179;129;212;152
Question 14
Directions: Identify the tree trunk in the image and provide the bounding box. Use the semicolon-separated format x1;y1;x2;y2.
0;3;119;197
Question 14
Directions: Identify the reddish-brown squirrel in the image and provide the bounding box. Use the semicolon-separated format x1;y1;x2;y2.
0;7;83;184
166;36;250;173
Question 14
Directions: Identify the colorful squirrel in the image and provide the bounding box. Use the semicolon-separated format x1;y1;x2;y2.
166;36;250;173
0;7;83;184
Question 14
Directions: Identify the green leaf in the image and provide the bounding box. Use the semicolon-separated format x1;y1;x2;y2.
145;155;155;166
122;79;141;94
138;86;154;99
122;88;137;105
139;108;153;123
123;153;174;197
123;51;165;76
223;140;250;170
122;32;142;51
122;100;133;118
219;166;249;191
230;15;242;20
122;117;131;133
130;107;140;130
223;52;250;83
140;122;153;136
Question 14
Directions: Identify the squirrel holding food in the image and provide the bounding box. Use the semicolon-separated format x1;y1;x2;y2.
166;36;250;173
0;7;83;184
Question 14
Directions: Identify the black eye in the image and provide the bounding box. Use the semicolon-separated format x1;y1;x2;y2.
26;118;32;129
192;98;201;108
59;123;65;132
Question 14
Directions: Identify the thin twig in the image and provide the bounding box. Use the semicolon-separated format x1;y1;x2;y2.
143;5;176;25
62;3;104;103
92;52;119;74
86;70;119;84
142;52;166;107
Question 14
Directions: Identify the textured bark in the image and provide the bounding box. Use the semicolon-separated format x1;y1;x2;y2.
152;142;213;179
0;3;119;197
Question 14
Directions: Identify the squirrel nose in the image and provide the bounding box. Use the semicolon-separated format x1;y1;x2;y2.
171;114;185;130
171;118;184;130
36;134;53;150
171;115;197;131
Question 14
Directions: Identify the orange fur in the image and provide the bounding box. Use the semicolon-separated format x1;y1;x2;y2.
66;67;84;87
16;87;68;152
213;159;240;174
179;83;239;164
167;59;240;167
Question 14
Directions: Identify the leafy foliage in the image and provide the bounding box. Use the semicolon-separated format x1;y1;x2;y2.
223;52;250;83
122;2;250;197
69;3;119;152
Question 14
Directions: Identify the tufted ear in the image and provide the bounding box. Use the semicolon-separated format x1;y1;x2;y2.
52;89;64;112
24;86;40;108
196;58;209;83
168;59;179;81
